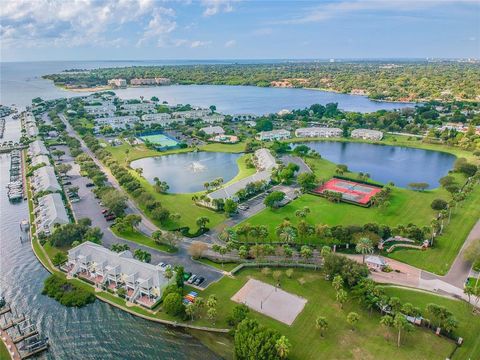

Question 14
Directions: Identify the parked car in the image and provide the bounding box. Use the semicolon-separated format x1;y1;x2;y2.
187;275;197;284
101;209;108;214
183;272;192;281
194;277;205;286
105;214;116;221
63;181;72;186
103;212;113;218
71;198;80;203
85;182;95;187
238;204;249;211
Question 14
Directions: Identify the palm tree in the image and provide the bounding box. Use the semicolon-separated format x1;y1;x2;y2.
380;314;394;340
346;312;360;331
393;313;413;347
336;289;348;309
320;245;332;258
315;316;329;337
196;216;210;230
355;237;374;264
278;227;297;244
275;336;291;359
332;275;344;292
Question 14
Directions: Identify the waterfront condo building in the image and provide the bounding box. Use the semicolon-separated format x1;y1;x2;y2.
350;129;384;140
34;193;69;235
64;242;174;308
295;127;342;138
108;78;127;88
200;125;225;136
256;129;291;141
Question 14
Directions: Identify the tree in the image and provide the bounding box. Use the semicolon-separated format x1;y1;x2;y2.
332;275;344;292
52;252;68;266
264;191;285;209
336;289;348;309
272;270;282;284
196;216;210;230
297;172;317;192
207;307;217;324
393;313;413;347
431;198;448;210
101;189;127;217
346;312;360;330
174;265;185;288
300;245;313;262
52;149;65;160
285;268;294;278
380;314;394;340
188;241;208;259
275;336;291;359
321;245;332;258
133;249;151;263
57;163;72;176
162;293;185;317
355;237;374;264
234;319;281;360
224;199;238;216
315;316;328;337
227;304;250;328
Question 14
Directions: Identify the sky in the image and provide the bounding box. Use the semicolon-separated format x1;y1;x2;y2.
1;0;479;62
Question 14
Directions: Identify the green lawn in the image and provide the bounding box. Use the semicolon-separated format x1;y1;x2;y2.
110;227;177;253
129;154;255;232
199;141;247;153
0;339;10;359
190;268;459;360
383;287;480;360
195;258;239;272
237;155;480;274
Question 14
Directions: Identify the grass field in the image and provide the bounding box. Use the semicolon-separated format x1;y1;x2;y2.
191;268;464;360
110;227;177;253
236;155;480;274
130;153;256;232
0;339;10;360
383;287;480;360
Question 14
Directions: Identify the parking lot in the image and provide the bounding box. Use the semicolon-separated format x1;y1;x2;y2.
54;144;222;288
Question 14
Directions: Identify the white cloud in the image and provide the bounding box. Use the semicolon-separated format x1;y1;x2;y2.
190;40;212;48
0;0;173;48
278;0;476;25
137;7;177;46
224;39;236;47
201;0;238;16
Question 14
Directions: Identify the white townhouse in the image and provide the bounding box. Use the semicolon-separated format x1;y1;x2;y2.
201;126;225;136
65;242;174;308
31;165;61;193
201;114;225;124
256;129;291;141
94;116;140;131
84;104;116;117
172;109;211;119
31;154;50;168
34;193;69;235
295;127;342;138
141;113;180;127
351;129;384;141
119;103;156;115
28;140;49;157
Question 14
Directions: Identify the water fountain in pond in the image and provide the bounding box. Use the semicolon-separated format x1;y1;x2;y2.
187;161;206;172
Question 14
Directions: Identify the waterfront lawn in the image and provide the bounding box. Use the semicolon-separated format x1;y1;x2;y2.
193;268;456;360
199;141;246;153
238;155;479;274
110;227;177;253
383;287;480;360
104;140;191;163
129;154;255;232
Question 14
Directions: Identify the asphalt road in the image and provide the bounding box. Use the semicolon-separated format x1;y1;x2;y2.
56;118;223;288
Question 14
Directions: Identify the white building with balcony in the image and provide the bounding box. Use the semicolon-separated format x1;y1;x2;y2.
256;129;291;141
35;193;69;235
65;242;173;308
351;129;384;141
295;127;342;138
32;165;61;193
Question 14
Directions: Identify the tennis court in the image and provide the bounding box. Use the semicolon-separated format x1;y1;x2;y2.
313;178;382;205
138;133;179;148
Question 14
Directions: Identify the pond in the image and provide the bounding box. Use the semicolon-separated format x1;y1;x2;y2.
297;141;456;189
131;151;243;193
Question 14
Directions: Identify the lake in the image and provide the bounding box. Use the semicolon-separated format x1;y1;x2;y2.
297;141;456;188
1;61;415;114
131;152;243;193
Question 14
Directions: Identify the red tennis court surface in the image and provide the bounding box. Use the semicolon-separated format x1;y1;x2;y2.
313;178;382;205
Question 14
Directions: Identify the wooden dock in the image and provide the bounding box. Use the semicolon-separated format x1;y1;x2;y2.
2;315;26;331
